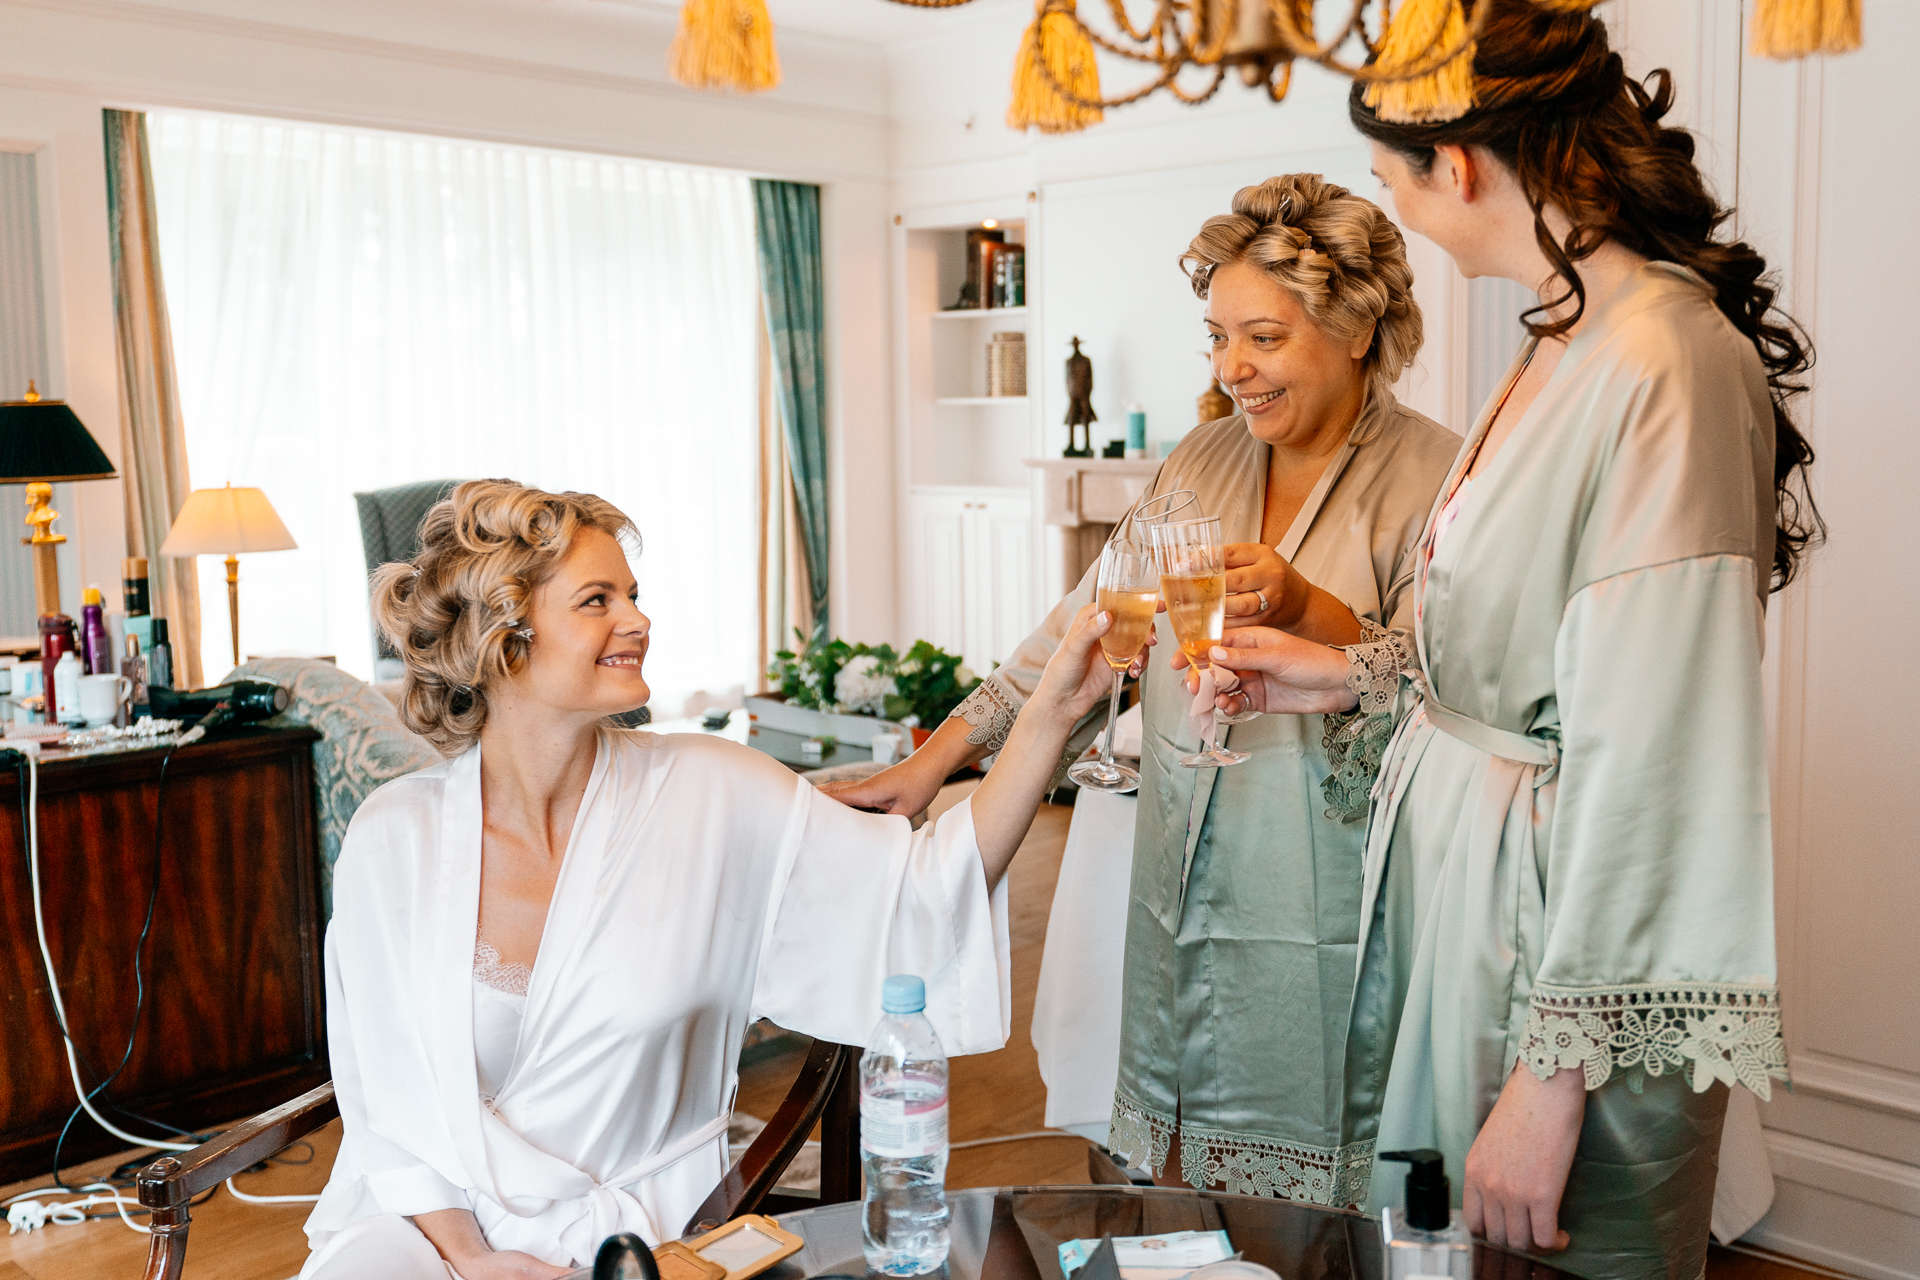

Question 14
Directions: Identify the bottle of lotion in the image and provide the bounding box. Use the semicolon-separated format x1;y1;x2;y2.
52;651;84;728
1380;1150;1471;1280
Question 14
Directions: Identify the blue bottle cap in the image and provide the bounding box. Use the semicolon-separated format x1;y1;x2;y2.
881;974;926;1014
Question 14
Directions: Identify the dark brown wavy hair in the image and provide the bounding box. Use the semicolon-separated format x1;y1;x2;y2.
1350;0;1822;590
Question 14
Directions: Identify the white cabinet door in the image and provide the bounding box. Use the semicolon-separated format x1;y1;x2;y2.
973;492;1033;674
906;487;1032;675
907;489;969;663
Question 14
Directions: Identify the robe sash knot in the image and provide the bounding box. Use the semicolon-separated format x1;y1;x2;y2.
551;1112;730;1259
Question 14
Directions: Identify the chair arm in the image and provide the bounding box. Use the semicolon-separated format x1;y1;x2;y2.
683;1040;855;1235
136;1082;339;1280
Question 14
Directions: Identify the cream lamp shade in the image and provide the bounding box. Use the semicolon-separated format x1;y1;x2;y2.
159;484;298;556
160;484;298;673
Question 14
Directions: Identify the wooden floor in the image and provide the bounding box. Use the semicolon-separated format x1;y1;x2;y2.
0;784;1840;1280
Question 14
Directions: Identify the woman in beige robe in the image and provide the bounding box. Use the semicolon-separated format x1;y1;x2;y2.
830;175;1458;1203
1201;6;1821;1275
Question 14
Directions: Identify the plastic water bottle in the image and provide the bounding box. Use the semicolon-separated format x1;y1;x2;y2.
861;974;951;1276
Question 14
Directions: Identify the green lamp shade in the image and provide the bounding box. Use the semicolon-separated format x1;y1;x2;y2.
0;396;118;483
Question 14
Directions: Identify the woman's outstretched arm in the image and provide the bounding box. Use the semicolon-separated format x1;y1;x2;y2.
968;605;1122;886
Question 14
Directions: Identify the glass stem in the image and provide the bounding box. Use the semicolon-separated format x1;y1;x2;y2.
1099;671;1124;767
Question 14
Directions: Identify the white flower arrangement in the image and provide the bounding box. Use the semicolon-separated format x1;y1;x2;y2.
833;654;898;717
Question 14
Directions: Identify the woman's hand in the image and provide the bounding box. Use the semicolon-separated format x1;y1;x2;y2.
1223;543;1306;629
1033;605;1134;721
1169;627;1357;715
412;1209;573;1280
1462;1063;1585;1254
455;1250;576;1280
818;746;952;817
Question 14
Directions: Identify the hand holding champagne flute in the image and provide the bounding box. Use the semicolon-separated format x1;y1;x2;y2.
1069;539;1159;793
1151;516;1250;768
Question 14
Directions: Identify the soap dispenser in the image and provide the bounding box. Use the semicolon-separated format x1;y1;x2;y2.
1380;1149;1471;1280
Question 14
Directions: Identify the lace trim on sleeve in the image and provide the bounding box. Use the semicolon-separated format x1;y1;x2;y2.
948;674;1021;753
1319;617;1415;823
1520;982;1790;1100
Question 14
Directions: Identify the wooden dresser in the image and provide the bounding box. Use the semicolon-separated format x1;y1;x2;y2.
0;726;326;1183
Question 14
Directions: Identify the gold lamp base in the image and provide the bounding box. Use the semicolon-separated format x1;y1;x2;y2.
225;554;240;670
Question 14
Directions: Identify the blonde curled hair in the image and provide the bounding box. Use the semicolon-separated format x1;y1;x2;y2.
369;479;638;754
1181;174;1423;401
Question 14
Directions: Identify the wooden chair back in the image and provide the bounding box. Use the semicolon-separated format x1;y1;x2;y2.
134;1039;861;1279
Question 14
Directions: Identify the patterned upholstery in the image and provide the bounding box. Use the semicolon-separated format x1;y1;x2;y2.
353;479;465;677
225;658;442;915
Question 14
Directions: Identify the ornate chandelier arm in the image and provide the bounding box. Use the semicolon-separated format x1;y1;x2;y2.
1267;0;1371;61
1182;0;1239;67
1165;61;1230;103
1102;0;1165;43
1034;36;1185;109
1273;0;1493;83
882;0;979;7
1075;8;1186;62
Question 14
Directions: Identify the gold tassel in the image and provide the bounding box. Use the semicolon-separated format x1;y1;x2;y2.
1750;0;1862;58
1007;0;1103;134
1363;0;1475;124
669;0;781;93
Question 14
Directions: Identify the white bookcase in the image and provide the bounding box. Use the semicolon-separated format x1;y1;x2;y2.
891;196;1045;668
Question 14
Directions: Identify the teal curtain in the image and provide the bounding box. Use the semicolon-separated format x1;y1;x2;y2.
752;180;830;643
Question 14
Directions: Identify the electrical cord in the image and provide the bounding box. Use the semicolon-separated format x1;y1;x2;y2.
49;746;207;1186
19;745;197;1154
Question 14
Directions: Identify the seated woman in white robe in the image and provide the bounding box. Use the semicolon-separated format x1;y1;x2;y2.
300;480;1123;1280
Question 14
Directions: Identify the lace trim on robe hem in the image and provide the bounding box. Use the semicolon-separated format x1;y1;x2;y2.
1520;982;1790;1100
1108;1093;1375;1208
474;939;532;997
950;676;1020;753
1319;617;1412;823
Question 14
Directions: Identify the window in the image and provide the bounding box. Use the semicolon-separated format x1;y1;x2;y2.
149;110;761;716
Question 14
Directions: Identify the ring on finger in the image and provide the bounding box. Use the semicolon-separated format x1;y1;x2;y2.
1254;590;1269;614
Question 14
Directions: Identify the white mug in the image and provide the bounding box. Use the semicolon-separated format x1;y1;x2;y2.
78;673;133;728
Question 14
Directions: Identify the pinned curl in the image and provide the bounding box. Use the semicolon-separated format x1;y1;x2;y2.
1181;173;1424;403
369;479;638;753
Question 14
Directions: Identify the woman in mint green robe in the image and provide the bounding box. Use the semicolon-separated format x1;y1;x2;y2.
1213;8;1819;1271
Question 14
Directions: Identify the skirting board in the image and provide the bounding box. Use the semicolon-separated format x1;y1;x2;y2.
1742;1130;1920;1280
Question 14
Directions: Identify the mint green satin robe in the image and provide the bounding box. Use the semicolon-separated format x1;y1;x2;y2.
951;392;1457;1204
1343;265;1790;1280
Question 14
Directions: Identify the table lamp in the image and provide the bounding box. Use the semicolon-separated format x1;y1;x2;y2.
0;381;119;616
159;483;298;669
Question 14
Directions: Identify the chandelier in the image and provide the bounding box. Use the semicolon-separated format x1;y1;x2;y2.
666;0;1861;134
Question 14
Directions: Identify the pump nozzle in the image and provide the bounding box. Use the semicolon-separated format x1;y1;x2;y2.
1379;1149;1450;1232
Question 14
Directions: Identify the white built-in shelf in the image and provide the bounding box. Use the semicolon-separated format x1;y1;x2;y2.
936;396;1029;407
930;307;1028;322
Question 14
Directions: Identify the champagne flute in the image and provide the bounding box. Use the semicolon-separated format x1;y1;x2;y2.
1128;489;1199;534
1067;539;1158;793
1151;517;1251;769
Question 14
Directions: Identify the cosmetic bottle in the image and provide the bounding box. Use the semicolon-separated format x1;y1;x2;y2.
52;651;84;728
124;633;149;718
1380;1149;1471;1280
39;614;76;714
147;617;174;691
123;556;150;616
81;586;111;675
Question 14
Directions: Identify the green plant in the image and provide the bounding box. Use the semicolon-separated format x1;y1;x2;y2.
765;633;981;728
883;639;981;728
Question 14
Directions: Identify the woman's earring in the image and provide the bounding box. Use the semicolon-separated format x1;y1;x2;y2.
517;627;535;641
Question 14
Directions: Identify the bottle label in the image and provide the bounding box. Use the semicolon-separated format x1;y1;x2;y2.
860;1085;949;1158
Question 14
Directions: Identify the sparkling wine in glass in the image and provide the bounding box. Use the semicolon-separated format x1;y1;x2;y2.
1151;517;1250;769
1068;540;1158;794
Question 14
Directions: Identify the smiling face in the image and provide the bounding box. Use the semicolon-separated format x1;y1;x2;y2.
511;527;651;717
1204;259;1372;451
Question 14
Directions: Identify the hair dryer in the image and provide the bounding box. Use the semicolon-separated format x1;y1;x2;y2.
149;680;291;745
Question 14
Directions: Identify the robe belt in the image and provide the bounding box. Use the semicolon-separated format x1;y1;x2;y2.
554;1112;731;1262
1407;673;1560;774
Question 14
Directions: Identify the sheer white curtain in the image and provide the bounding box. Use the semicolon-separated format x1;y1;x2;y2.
148;110;761;716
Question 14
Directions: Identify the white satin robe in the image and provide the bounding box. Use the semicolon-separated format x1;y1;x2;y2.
301;729;1010;1270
